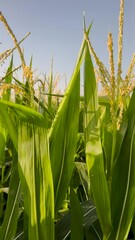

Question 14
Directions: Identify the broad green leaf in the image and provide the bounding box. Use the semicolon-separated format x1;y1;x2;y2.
0;100;54;239
109;90;135;240
50;70;80;213
49;27;92;213
70;187;84;240
84;37;112;237
18;123;54;240
0;99;45;127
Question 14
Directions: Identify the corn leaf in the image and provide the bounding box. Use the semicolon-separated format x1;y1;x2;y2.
49;27;91;213
0;113;7;168
0;100;54;240
101;106;128;181
70;187;84;240
0;114;9;223
109;90;135;239
13;76;53;121
0;102;21;240
55;199;98;240
0;150;21;240
84;38;112;237
50;70;80;213
0;102;18;151
18;122;54;240
2;56;13;101
86;220;102;240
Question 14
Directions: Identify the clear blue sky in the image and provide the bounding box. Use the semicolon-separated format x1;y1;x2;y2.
0;0;135;90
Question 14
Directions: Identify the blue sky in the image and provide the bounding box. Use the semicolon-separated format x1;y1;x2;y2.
0;0;135;90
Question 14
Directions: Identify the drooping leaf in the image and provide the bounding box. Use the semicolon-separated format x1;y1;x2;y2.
0;100;54;240
13;76;53;122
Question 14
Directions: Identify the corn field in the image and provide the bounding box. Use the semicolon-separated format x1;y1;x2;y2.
0;0;135;239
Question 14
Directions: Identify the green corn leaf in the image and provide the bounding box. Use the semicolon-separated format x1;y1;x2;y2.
75;162;89;200
0;100;54;240
49;70;80;213
2;56;13;101
84;37;112;237
0;115;8;222
86;220;102;240
0;113;7;167
13;76;53;121
131;215;135;237
70;187;84;240
0;101;20;240
109;90;135;240
49;27;92;213
100;105;113;178
0;102;18;151
55;199;98;240
0;150;21;240
18;122;54;240
0;99;45;127
101;106;128;181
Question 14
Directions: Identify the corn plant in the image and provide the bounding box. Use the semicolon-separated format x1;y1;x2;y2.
1;0;135;239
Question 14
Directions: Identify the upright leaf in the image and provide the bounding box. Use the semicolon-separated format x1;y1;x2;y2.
109;90;135;239
50;70;80;213
49;27;91;213
18;122;54;240
0;114;8;223
0;150;21;240
84;38;112;237
0;102;21;240
70;187;84;240
55;199;98;240
2;56;13;101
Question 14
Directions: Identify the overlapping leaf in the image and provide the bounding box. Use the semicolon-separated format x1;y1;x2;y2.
49;28;91;213
84;33;112;237
0;100;54;240
109;90;135;239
